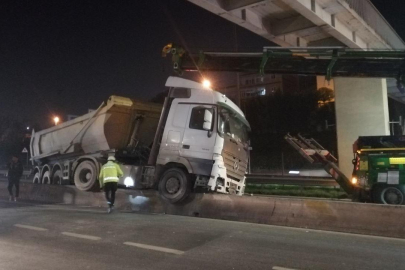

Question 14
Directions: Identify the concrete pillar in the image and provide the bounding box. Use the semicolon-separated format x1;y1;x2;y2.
334;78;390;178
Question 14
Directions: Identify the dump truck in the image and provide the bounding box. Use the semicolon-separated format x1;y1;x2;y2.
30;77;251;203
285;134;405;205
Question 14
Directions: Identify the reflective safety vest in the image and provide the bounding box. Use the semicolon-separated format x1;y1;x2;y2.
98;161;124;186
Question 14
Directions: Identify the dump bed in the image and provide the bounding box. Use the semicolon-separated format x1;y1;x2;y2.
30;96;162;162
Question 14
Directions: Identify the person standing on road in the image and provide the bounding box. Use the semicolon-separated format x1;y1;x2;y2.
7;155;23;202
99;156;123;213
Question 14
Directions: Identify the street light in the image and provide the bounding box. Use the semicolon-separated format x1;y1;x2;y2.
202;79;211;89
54;116;60;126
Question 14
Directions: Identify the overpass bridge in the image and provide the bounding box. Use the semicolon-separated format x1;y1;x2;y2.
186;0;405;177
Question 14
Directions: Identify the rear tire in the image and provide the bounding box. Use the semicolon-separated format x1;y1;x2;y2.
74;161;98;191
52;170;63;185
380;186;404;205
33;172;41;184
42;171;51;184
158;167;191;204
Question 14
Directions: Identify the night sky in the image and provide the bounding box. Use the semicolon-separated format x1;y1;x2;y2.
0;0;404;127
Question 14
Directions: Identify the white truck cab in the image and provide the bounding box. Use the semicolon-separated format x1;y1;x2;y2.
154;77;250;200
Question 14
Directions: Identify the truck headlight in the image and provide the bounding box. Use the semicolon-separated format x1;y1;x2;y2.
124;177;134;187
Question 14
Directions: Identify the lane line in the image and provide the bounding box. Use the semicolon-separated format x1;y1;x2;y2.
273;267;299;270
61;232;101;241
123;242;184;255
14;224;48;232
4;199;405;244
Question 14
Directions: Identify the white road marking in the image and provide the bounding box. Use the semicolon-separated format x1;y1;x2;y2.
273;267;299;270
14;224;48;232
61;232;101;241
123;242;184;255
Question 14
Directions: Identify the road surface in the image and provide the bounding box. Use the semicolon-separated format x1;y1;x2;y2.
0;200;404;270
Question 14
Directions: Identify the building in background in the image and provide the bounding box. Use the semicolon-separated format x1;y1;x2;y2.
220;73;304;101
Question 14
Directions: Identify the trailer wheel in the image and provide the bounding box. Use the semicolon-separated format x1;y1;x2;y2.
158;168;191;204
33;172;41;184
74;161;98;191
52;170;63;185
380;187;404;205
42;171;51;184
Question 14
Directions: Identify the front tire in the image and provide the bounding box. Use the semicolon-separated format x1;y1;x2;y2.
74;161;98;191
158;168;191;204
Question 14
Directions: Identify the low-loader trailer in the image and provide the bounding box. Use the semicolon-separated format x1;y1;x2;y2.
31;77;251;203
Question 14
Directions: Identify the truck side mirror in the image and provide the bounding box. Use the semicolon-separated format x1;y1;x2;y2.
203;109;213;131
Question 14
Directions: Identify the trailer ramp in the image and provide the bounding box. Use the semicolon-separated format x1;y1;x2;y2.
285;134;354;195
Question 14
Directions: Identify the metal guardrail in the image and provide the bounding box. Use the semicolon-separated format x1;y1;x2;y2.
246;174;339;187
0;170;32;179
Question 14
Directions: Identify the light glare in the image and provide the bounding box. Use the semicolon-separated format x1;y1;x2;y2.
124;177;135;187
202;79;211;88
54;116;60;125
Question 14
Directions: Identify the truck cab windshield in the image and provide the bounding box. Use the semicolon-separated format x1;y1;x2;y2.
218;106;249;145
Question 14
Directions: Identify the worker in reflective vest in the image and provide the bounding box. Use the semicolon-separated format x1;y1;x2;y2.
99;156;123;213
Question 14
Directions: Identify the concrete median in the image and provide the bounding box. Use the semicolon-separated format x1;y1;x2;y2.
1;181;405;239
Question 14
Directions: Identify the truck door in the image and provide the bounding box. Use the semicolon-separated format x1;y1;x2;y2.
180;105;216;161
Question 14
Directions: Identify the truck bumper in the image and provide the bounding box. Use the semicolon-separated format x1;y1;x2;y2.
208;155;245;195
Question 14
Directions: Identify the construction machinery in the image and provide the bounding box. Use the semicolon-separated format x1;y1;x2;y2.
285;134;405;205
352;136;405;204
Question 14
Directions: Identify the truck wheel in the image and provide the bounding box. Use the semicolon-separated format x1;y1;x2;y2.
158;168;191;204
380;187;404;205
74;161;98;191
42;171;51;184
33;172;41;184
52;170;63;185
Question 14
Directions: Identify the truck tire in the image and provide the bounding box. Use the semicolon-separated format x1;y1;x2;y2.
52;170;63;185
158;167;191;204
74;161;98;191
33;172;41;184
42;171;51;184
380;186;404;205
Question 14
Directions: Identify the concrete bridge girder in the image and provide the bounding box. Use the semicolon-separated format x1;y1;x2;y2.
188;0;393;49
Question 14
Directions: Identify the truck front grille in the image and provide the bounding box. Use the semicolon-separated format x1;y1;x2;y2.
223;150;247;182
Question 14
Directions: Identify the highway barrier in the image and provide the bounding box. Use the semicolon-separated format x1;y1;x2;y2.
0;182;404;239
246;174;338;187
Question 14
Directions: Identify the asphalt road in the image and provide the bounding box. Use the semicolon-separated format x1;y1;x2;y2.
0;200;404;270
